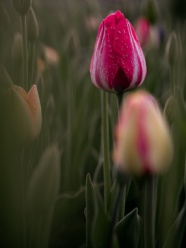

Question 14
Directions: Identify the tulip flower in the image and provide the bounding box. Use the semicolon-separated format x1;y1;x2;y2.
90;10;147;93
0;84;42;144
135;17;165;50
43;45;59;65
86;16;101;30
135;17;150;47
113;90;173;175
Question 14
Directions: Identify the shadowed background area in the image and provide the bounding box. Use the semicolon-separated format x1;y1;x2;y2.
0;0;186;247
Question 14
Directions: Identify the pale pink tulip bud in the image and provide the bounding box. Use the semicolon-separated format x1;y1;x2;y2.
113;90;173;175
43;45;59;65
90;10;147;93
0;84;42;144
85;16;101;30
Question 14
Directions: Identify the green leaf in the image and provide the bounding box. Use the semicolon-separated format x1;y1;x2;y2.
27;145;60;214
115;208;142;248
163;201;186;248
86;173;109;248
112;234;120;248
109;179;118;213
27;144;61;248
50;188;86;248
92;186;110;248
86;173;96;248
92;205;110;248
184;160;186;197
0;145;25;247
0;66;13;89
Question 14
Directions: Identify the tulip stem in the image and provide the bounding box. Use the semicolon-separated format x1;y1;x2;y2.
109;183;124;248
21;15;28;90
30;42;36;86
108;171;128;248
101;91;111;211
116;92;125;221
144;176;156;248
116;93;123;109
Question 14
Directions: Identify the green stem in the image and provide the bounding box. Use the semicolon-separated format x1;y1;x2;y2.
109;183;124;248
30;42;36;86
108;171;128;248
116;92;123;109
144;176;156;248
116;185;126;221
116;92;125;221
101;91;111;211
21;15;28;90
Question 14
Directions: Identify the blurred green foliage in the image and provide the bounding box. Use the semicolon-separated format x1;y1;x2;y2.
0;0;186;247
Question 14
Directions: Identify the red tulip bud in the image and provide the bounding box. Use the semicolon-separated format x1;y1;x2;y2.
90;10;147;93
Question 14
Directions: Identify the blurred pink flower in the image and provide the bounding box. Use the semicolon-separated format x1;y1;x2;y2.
86;16;101;30
135;17;164;50
135;17;150;47
36;46;59;77
43;45;59;65
90;10;147;93
113;90;173;175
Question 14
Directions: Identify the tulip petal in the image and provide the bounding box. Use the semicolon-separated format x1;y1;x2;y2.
135;18;150;46
90;11;124;91
28;85;42;136
136;106;152;174
14;84;42;139
113;90;173;175
114;18;147;90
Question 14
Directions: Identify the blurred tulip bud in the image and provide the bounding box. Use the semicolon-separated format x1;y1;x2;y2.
27;7;39;42
147;25;161;49
64;31;80;57
113;90;173;176
12;32;22;63
27;145;60;214
163;95;175;123
0;84;42;144
12;0;32;16
135;17;164;50
37;57;45;76
90;10;147;93
0;67;13;89
86;16;101;30
165;32;179;66
135;17;150;47
43;45;59;65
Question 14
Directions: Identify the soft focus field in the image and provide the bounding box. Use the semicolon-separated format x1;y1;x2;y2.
0;0;186;247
